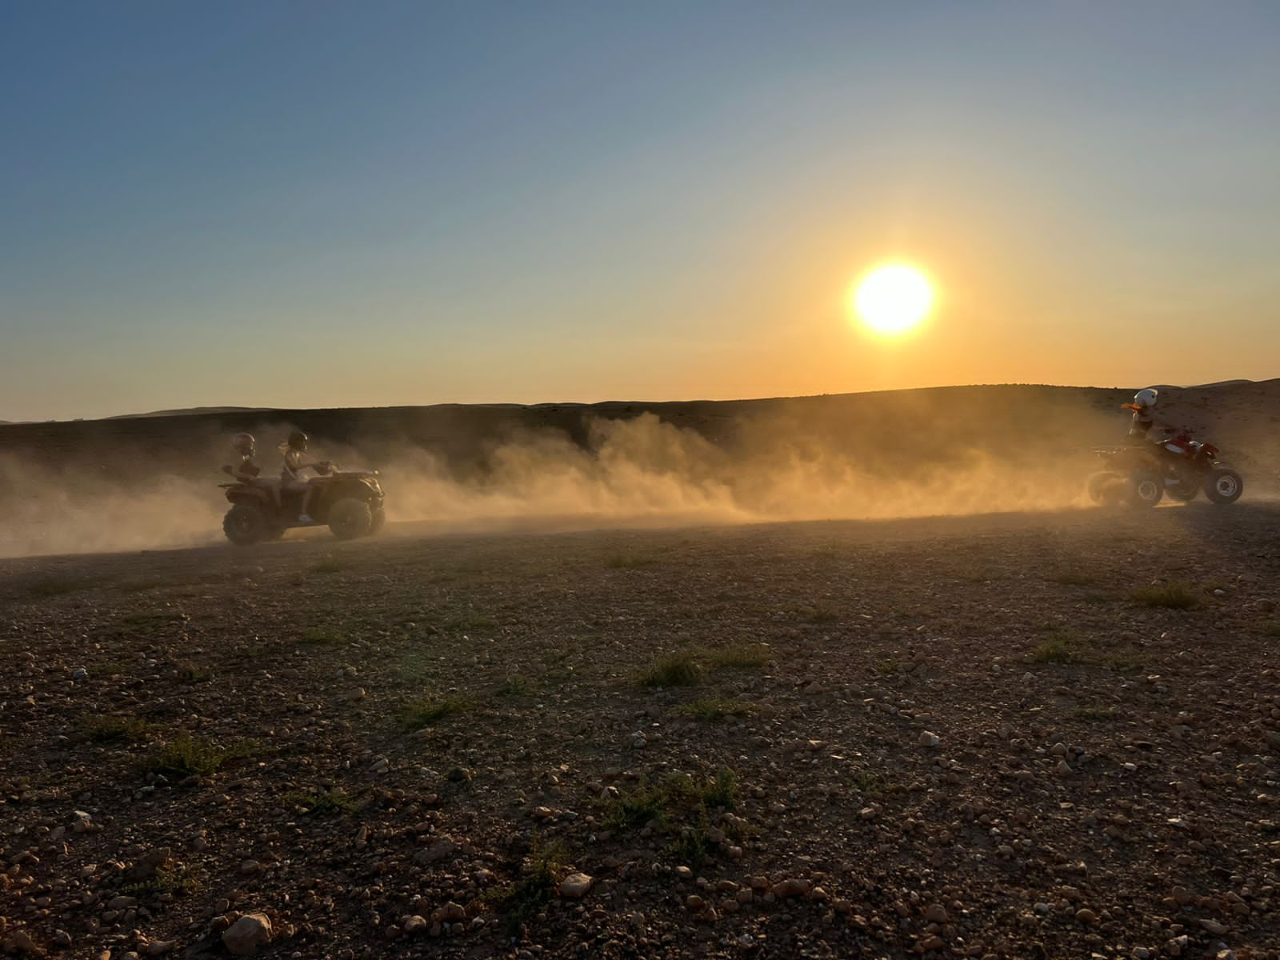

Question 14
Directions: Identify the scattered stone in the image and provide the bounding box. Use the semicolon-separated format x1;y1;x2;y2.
922;903;948;923
422;838;456;863
918;731;941;748
559;873;593;899
221;912;272;956
435;902;466;924
771;879;811;899
2;930;44;956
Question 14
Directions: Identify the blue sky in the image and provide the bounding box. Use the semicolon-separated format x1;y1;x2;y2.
2;1;1278;420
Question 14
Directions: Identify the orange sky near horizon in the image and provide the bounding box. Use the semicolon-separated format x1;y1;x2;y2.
2;3;1278;421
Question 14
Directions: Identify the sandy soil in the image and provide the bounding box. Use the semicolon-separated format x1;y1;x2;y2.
2;504;1278;959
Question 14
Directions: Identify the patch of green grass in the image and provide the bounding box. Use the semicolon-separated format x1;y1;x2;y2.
94;660;131;677
604;768;738;832
850;770;890;797
140;732;258;779
638;654;704;688
281;786;363;816
499;674;533;697
1028;626;1143;673
666;812;715;868
120;865;202;898
1052;571;1098;587
700;643;771;671
959;569;1003;583
300;627;344;646
680;697;754;722
1096;647;1145;672
309;558;345;575
794;605;838;625
117;579;167;593
875;657;900;676
398;694;474;729
116;611;189;634
1072;705;1118;723
442;613;496;633
1130;582;1202;610
1029;636;1084;665
606;553;660;569
1260;620;1280;638
82;714;150;744
483;837;567;933
29;578;96;599
175;662;211;683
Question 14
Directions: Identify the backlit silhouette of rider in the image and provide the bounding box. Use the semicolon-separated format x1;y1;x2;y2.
230;433;261;483
1122;388;1162;444
280;430;319;523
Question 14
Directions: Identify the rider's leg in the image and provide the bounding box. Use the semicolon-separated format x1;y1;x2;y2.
299;485;315;523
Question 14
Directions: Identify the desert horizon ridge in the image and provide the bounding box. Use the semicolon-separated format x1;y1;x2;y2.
4;376;1277;426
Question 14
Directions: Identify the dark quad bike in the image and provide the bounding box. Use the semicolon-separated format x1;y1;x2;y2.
220;463;386;545
1087;433;1243;509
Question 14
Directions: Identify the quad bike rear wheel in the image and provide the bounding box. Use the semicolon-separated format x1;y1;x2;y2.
1087;472;1122;506
329;498;374;540
223;503;270;546
1205;468;1243;505
1129;471;1163;508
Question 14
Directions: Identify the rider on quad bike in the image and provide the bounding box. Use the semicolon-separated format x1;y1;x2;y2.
220;430;385;545
1122;388;1162;444
1088;387;1244;507
280;430;321;523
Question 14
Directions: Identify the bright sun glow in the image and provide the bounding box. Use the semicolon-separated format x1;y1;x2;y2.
853;264;934;335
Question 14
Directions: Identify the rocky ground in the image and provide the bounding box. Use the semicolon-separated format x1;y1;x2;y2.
2;504;1279;959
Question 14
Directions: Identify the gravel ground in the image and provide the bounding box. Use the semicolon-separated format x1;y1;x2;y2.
2;504;1279;959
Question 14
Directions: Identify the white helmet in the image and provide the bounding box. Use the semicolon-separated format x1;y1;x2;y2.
1132;388;1159;409
232;432;256;456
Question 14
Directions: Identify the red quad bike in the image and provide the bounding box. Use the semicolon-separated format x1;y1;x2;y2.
219;462;386;545
1087;432;1243;509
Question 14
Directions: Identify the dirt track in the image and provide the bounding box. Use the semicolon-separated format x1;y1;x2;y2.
2;505;1279;959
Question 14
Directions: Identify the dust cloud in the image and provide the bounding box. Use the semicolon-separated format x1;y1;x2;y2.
0;399;1120;559
379;413;1097;534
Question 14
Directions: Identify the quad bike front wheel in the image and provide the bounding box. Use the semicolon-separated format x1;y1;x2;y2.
1164;479;1198;502
329;498;374;540
369;507;386;536
223;504;270;546
1205;468;1243;505
1129;471;1163;508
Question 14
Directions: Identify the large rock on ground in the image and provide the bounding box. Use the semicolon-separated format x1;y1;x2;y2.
222;913;272;956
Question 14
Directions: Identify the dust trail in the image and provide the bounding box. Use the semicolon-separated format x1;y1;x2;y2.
7;382;1274;559
377;413;1098;533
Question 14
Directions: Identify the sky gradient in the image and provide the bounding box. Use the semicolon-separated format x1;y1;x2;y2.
2;1;1278;421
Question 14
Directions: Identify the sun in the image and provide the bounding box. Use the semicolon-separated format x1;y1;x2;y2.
853;264;934;335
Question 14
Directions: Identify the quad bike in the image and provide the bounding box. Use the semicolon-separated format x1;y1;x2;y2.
1087;432;1243;508
219;462;386;545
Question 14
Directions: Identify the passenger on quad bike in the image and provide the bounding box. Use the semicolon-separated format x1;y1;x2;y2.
219;433;385;545
280;430;321;523
228;433;266;483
